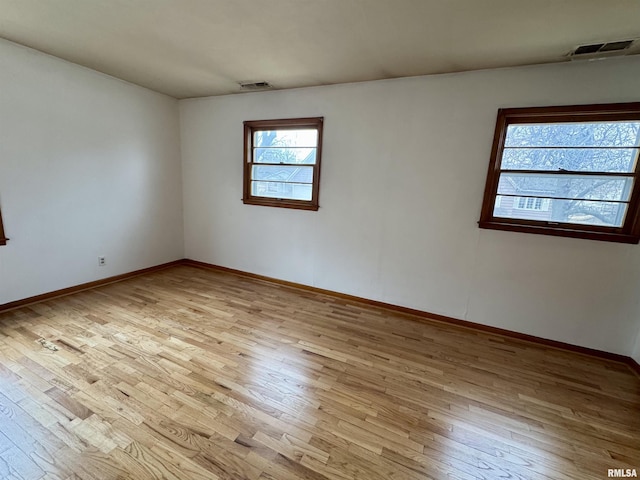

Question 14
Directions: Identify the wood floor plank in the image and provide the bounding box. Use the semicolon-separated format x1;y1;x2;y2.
0;265;638;479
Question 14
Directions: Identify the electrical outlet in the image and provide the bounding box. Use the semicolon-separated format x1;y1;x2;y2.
98;256;106;266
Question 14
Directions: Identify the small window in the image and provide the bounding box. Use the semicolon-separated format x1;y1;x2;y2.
243;117;323;210
479;103;640;243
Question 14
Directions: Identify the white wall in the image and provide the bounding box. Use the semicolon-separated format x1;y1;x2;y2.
0;39;184;304
181;57;640;356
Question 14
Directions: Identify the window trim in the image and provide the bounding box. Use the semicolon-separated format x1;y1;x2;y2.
243;117;323;211
478;102;640;244
0;206;7;246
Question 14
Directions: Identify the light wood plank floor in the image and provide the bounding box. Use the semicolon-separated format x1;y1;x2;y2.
0;265;638;480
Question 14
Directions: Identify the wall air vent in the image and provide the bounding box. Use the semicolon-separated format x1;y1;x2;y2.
239;81;272;91
569;39;636;60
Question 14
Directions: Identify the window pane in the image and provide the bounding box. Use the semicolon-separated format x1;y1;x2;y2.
504;122;640;148
497;173;634;201
254;129;318;148
252;165;314;183
251;181;313;201
494;195;627;227
501;148;638;173
253;147;316;164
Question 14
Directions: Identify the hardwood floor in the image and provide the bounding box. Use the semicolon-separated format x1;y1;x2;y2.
0;265;638;480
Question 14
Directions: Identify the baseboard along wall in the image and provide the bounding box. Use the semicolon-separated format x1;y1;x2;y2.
1;258;638;377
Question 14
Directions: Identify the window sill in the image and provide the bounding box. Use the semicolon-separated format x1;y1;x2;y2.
242;197;319;211
478;220;639;244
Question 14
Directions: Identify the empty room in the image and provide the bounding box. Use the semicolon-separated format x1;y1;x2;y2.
1;1;639;479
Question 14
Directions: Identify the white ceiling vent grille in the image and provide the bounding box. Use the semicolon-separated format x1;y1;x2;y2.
568;39;637;60
239;81;273;91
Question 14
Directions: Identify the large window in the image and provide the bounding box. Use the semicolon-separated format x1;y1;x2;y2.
479;103;640;243
243;117;323;211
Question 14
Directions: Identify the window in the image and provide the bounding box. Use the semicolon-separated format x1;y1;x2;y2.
479;103;640;243
243;117;323;210
514;197;549;211
517;197;541;210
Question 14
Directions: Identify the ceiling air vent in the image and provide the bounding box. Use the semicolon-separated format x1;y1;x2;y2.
569;39;636;60
239;81;272;91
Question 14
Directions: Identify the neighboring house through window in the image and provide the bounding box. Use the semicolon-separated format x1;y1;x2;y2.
479;103;640;243
517;197;540;210
243;117;323;211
